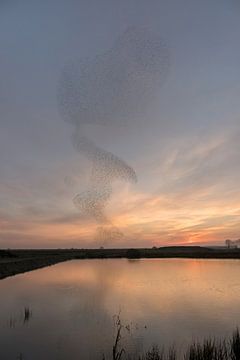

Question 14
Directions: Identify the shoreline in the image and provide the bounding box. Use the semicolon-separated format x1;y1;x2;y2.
0;255;72;280
1;246;240;280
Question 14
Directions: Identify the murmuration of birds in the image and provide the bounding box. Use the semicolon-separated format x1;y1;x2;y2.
58;27;170;244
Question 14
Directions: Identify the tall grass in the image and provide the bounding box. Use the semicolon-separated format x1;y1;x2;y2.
183;330;240;360
141;329;240;360
139;345;177;360
106;326;240;360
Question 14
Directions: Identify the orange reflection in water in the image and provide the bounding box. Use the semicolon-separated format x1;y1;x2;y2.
1;259;240;359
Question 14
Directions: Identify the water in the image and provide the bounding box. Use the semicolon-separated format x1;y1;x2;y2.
0;258;240;359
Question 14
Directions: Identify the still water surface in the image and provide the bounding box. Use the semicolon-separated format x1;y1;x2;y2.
0;259;240;359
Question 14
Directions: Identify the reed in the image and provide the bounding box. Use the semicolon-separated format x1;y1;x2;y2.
106;327;240;360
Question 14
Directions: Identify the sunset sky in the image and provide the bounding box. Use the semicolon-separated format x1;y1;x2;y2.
1;0;240;248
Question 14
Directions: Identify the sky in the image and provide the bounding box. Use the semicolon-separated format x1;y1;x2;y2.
0;0;240;248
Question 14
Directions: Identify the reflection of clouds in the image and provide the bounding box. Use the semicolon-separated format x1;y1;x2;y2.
1;259;240;358
0;261;121;359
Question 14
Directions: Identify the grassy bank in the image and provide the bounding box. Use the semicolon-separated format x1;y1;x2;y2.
137;331;240;360
107;317;240;360
135;329;240;360
137;330;240;360
1;246;240;280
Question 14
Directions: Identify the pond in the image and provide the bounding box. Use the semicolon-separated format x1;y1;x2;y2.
0;259;240;359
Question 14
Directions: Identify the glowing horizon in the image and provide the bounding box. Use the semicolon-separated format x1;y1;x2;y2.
1;0;240;248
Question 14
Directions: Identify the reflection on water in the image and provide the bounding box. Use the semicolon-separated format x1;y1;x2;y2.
8;307;32;329
0;259;240;359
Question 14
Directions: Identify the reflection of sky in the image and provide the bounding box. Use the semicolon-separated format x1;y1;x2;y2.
0;0;240;247
1;259;240;359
